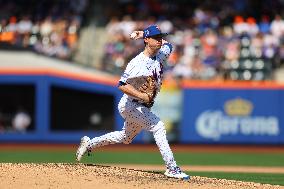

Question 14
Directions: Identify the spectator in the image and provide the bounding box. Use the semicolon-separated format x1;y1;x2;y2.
233;16;249;35
259;15;270;34
12;108;31;133
246;17;259;36
270;15;284;38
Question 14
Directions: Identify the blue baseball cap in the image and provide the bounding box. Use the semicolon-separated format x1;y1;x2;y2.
143;25;168;39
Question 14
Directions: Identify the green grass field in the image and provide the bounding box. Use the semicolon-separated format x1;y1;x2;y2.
189;172;284;186
1;150;284;186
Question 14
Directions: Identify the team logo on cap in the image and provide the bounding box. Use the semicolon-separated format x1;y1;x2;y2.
145;30;150;37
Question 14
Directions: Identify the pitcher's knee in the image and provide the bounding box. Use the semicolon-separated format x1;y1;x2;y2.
122;136;133;144
118;130;133;144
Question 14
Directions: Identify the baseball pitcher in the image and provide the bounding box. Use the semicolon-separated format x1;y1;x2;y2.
76;25;190;180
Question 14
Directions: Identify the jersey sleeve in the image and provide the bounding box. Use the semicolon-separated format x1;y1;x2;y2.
156;42;173;64
119;61;136;83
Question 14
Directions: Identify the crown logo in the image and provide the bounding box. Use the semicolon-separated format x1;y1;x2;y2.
224;98;253;116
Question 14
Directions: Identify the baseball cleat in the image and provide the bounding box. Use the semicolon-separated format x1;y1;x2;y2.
76;136;90;162
164;166;190;180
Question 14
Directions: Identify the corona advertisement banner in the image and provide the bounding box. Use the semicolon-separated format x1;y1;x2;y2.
180;88;284;144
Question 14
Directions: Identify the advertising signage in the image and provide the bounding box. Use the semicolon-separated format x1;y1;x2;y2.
180;88;284;144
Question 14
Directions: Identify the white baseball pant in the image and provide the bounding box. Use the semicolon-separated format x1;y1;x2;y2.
88;105;177;168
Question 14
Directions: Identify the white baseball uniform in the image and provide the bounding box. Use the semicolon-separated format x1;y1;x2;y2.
88;42;177;168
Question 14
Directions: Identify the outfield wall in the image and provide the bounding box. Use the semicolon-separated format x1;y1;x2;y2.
0;71;284;144
0;69;124;143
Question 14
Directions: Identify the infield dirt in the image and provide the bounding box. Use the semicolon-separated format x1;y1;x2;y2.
0;163;283;189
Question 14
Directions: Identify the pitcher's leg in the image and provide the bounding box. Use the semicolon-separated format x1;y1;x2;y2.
88;130;126;150
151;121;177;168
88;118;142;150
141;109;189;179
133;107;177;168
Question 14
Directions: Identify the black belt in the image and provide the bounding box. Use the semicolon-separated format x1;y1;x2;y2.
132;99;148;107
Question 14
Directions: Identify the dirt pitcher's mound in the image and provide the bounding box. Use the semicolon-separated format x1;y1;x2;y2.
0;163;282;189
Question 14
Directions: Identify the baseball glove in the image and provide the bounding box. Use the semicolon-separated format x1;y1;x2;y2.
126;76;157;108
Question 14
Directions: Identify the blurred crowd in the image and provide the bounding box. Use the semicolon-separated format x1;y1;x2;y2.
101;0;284;81
0;0;87;60
0;0;284;81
